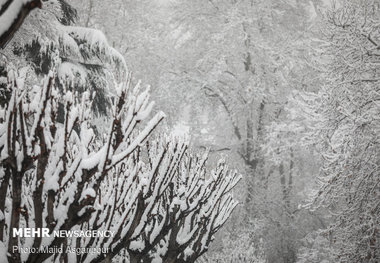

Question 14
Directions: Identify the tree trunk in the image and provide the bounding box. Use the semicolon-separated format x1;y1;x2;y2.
0;168;10;241
7;170;22;263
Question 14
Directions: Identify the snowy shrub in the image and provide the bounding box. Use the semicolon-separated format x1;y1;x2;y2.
0;70;240;263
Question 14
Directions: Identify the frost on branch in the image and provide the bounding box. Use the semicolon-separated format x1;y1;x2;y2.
0;70;240;263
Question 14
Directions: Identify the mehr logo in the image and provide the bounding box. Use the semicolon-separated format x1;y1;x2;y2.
13;228;115;238
13;228;49;237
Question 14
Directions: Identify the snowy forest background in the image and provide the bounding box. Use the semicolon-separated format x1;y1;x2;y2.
0;0;380;262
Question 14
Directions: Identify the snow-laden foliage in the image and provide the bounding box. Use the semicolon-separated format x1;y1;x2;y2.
0;70;240;263
0;0;126;115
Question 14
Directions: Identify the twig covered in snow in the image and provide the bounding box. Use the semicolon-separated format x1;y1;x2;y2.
0;70;240;263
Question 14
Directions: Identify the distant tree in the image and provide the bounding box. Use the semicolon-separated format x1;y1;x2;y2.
287;1;380;261
165;0;323;261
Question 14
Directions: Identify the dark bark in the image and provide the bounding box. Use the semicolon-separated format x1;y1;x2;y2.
7;169;22;263
0;168;10;241
244;100;265;218
28;125;49;262
0;0;42;49
129;252;143;263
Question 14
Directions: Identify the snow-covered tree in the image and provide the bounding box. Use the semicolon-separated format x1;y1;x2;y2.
162;1;324;261
0;69;240;263
0;0;125;115
282;1;380;261
20;1;340;261
315;2;380;261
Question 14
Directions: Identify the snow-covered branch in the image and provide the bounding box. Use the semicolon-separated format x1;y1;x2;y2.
0;0;42;49
0;70;240;263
